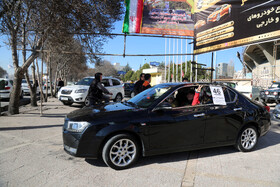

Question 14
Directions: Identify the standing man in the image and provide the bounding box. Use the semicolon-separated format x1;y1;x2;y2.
87;72;112;106
142;73;152;91
133;73;145;95
57;78;64;92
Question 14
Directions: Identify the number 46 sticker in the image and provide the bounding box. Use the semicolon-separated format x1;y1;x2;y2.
210;86;226;105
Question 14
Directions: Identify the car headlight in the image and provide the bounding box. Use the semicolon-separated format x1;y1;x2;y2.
75;89;87;93
273;92;278;96
66;121;90;132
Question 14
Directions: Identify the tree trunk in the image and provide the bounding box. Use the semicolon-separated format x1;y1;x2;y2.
54;67;58;97
49;56;54;97
8;69;23;114
35;59;45;101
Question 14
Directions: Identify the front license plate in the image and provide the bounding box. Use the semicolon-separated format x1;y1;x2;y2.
60;97;68;101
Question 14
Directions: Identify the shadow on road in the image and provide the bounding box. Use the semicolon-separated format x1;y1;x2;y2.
0;124;63;131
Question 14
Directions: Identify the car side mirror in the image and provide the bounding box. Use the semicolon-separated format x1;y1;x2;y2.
154;102;172;111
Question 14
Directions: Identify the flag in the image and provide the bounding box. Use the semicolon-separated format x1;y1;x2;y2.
122;0;144;34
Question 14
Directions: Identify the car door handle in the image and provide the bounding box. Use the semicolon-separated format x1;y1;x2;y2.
194;113;205;117
234;107;242;111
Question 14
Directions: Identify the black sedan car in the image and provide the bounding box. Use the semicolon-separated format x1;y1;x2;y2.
124;83;135;97
63;83;271;170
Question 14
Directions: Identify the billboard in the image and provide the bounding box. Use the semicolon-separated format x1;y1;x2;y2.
123;0;195;36
194;0;280;54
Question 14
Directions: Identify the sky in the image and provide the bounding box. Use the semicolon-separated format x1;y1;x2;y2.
0;20;245;77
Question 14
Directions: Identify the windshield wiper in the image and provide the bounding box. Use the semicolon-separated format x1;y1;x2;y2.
125;101;138;108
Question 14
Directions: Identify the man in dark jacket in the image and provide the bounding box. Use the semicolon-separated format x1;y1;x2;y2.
133;73;145;95
142;73;152;91
87;72;112;106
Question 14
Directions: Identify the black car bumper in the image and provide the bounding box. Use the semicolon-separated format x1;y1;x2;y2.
63;126;103;159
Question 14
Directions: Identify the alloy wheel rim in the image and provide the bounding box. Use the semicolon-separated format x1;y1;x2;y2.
116;95;122;102
109;139;136;167
241;128;257;150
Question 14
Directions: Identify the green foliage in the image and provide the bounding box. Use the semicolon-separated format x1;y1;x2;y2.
122;63;132;73
0;66;7;78
124;70;134;82
167;60;211;82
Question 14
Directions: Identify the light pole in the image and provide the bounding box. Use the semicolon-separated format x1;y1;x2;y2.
237;51;246;78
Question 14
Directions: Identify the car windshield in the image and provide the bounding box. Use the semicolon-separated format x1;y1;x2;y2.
75;78;94;86
128;84;173;108
270;83;280;88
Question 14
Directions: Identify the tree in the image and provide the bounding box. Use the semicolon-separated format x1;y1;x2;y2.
122;63;132;73
0;66;7;78
124;70;134;82
95;60;118;77
0;0;123;114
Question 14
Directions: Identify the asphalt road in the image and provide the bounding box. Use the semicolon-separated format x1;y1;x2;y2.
0;99;279;186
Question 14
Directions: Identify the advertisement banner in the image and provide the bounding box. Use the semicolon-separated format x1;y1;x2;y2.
123;0;195;36
194;0;280;54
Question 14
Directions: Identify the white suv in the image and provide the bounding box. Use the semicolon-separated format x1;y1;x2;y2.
0;78;23;99
57;77;124;106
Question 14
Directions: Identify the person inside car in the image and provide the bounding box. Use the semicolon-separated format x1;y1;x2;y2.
192;85;202;106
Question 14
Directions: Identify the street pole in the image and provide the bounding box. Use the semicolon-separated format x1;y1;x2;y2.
165;38;167;83
211;52;214;83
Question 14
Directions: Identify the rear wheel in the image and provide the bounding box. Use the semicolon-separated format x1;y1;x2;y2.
102;134;140;170
84;97;90;106
130;91;135;98
114;93;122;102
236;126;258;152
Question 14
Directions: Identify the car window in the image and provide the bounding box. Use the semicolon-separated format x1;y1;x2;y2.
199;86;213;105
112;79;120;86
22;79;27;83
76;78;94;86
228;89;237;102
222;87;231;103
128;84;173;108
102;79;110;87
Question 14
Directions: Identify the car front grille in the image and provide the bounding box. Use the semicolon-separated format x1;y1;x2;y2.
61;90;72;95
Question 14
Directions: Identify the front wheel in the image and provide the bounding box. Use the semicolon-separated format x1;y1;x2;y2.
102;134;140;170
236;126;258;152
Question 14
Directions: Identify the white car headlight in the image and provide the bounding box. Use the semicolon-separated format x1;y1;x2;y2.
66;121;90;132
75;89;87;93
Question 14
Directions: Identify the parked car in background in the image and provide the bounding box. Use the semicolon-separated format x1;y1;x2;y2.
260;81;280;104
0;78;23;99
21;79;39;95
124;83;135;97
58;77;124;106
63;82;271;170
235;84;261;101
273;104;280;120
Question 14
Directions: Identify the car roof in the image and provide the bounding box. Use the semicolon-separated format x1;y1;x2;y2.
83;76;120;80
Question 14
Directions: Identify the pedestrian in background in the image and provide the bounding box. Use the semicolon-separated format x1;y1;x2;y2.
142;73;152;91
133;73;145;95
87;72;112;106
183;78;189;82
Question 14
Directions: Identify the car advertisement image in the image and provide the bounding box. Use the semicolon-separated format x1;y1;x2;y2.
194;0;280;54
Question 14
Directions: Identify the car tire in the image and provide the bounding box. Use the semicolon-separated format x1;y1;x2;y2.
130;91;135;98
62;101;73;106
102;134;140;170
84;97;90;107
114;93;122;102
236;126;258;152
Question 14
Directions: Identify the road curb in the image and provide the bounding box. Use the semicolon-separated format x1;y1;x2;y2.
181;151;198;187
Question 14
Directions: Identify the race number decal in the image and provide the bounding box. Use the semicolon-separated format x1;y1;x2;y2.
210;86;226;105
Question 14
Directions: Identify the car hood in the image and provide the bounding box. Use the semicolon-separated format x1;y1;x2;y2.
61;85;89;90
66;102;142;122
